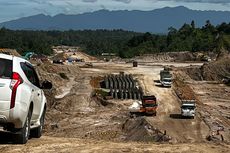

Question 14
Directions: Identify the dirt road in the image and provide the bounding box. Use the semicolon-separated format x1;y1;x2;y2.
126;65;209;143
0;136;229;153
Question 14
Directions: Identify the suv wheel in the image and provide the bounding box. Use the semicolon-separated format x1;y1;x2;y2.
31;109;46;138
15;109;32;144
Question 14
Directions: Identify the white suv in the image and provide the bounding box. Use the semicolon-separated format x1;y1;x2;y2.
0;53;52;144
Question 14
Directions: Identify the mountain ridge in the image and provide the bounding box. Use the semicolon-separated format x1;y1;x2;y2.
0;6;229;33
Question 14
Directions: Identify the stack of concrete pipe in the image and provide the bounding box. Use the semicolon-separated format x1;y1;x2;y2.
104;72;143;100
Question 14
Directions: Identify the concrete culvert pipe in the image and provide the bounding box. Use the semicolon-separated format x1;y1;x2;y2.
124;92;128;99
114;90;118;99
133;92;137;100
119;90;124;99
124;75;130;89
105;76;109;89
129;91;133;99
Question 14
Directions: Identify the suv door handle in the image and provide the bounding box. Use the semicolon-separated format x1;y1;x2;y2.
32;89;34;92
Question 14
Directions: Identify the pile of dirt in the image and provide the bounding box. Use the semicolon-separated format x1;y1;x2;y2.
122;118;171;142
35;62;81;107
173;74;197;100
168;51;197;62
185;57;230;81
133;53;173;62
37;62;80;84
90;76;104;88
202;57;230;81
52;53;67;61
216;48;230;60
133;51;203;62
0;48;21;56
75;51;98;61
184;67;204;81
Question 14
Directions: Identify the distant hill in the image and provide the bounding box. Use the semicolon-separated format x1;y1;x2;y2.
0;6;230;33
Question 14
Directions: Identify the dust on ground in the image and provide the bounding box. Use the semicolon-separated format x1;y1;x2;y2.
1;136;229;153
0;52;230;152
179;56;230;142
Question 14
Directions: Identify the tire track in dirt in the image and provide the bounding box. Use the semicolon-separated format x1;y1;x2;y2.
129;65;209;143
1;136;229;153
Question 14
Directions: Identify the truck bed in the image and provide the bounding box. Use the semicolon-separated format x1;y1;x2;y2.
174;78;196;101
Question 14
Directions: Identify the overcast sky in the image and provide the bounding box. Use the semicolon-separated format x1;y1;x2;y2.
0;0;229;22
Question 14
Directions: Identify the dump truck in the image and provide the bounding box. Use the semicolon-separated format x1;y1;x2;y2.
129;95;157;116
160;69;172;87
181;100;196;118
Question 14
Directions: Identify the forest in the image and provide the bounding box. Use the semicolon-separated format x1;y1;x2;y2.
0;20;229;58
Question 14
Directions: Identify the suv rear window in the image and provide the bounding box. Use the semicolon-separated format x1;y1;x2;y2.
20;62;40;87
0;58;12;79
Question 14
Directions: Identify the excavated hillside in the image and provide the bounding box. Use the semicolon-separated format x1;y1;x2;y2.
185;56;230;81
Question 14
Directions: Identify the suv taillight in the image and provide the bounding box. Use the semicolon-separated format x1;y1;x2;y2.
10;72;23;109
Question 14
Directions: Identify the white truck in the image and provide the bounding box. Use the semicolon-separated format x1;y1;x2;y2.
160;69;172;87
181;100;196;118
0;54;52;144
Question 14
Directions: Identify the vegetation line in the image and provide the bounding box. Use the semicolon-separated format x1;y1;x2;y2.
0;21;229;57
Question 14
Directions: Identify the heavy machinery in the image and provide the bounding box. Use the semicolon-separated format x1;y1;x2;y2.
129;95;157;116
22;52;35;60
160;69;172;87
181;100;196;118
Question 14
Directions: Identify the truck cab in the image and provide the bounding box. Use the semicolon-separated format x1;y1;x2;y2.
160;69;172;87
181;100;196;118
141;96;158;116
161;77;172;87
129;95;157;116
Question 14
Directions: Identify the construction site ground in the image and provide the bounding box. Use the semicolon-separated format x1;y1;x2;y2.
0;60;229;152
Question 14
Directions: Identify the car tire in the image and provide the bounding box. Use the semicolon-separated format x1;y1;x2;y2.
31;108;46;138
15;108;32;144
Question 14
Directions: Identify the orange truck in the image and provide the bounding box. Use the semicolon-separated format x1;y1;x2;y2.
129;95;157;116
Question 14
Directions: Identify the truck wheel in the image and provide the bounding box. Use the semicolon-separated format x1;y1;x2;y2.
15;108;32;144
31;109;46;138
129;112;134;118
130;112;137;118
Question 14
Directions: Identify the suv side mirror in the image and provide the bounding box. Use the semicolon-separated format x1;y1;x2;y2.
41;81;52;89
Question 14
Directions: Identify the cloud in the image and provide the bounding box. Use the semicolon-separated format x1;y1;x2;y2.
113;0;132;4
0;1;25;6
33;7;51;15
82;0;98;2
29;0;54;7
100;4;107;9
0;0;229;23
157;0;230;4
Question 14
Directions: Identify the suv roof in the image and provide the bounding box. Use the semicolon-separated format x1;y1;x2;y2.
0;53;30;64
0;53;14;60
